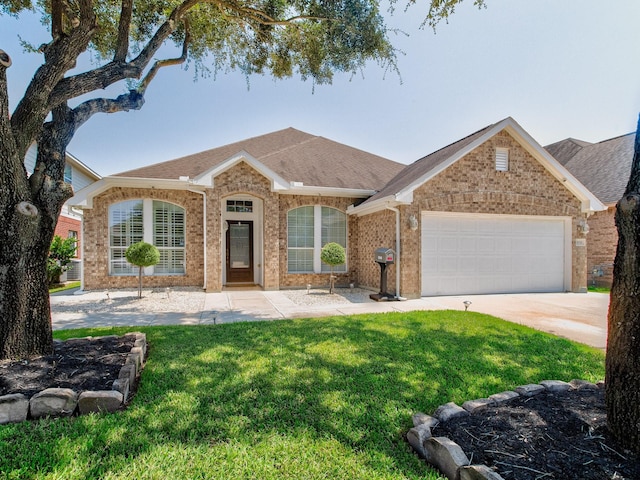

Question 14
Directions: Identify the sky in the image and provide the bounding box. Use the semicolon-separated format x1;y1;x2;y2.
2;0;640;177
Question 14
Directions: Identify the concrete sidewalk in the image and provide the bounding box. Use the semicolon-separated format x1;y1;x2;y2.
51;290;610;349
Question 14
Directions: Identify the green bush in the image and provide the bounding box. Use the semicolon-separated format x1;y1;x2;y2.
321;242;346;293
47;235;77;285
125;241;160;298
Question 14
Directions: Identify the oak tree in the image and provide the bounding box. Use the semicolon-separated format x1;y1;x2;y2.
606;116;640;454
0;0;482;359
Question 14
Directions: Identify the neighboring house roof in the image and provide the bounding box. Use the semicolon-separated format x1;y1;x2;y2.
114;128;405;191
544;138;593;165
559;133;635;205
350;117;604;215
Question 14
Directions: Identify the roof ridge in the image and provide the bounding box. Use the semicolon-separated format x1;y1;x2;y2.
258;131;318;160
594;131;636;145
410;121;497;165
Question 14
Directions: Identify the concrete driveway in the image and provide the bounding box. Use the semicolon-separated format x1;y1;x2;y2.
51;289;610;349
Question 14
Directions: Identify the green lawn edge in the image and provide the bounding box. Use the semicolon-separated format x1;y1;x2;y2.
1;310;605;480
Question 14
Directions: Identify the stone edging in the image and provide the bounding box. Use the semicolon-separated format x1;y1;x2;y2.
0;332;147;425
407;379;605;480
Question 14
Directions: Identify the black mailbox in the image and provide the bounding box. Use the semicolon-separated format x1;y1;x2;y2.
374;248;395;265
370;248;397;302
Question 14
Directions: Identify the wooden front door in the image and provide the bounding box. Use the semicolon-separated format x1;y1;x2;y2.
226;221;254;284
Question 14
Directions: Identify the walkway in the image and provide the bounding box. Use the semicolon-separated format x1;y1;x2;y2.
51;289;610;349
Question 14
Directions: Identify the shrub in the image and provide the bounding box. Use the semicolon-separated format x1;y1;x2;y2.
47;235;77;285
125;242;160;298
320;242;346;293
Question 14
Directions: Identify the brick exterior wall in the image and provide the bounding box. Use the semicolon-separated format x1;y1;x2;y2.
82;187;205;290
356;209;398;294
356;130;588;298
586;206;617;287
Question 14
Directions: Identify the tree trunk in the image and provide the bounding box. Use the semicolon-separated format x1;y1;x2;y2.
606;117;640;454
0;69;73;358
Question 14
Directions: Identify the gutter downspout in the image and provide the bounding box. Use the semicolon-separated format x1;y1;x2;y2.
188;187;207;290
386;206;404;300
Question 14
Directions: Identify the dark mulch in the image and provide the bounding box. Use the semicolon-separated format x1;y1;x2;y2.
0;335;136;398
433;388;640;480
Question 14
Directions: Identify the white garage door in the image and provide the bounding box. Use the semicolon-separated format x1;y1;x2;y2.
421;213;568;296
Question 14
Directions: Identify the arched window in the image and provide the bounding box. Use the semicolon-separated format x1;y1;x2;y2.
109;200;186;275
287;206;347;273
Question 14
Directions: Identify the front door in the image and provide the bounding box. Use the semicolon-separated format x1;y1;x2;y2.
226;221;254;284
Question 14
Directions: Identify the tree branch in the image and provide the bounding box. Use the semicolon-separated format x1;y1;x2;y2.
11;11;97;160
138;20;191;94
51;0;64;39
48;0;197;108
114;0;133;62
71;90;145;130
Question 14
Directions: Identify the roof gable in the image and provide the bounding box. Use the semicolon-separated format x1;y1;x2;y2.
350;117;604;215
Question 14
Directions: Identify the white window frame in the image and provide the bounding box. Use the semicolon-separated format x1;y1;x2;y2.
495;147;509;172
108;199;186;276
287;205;347;274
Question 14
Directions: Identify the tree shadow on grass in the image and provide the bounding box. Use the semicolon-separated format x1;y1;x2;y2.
0;311;605;479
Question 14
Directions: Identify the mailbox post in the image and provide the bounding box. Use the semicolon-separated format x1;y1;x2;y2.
370;248;397;302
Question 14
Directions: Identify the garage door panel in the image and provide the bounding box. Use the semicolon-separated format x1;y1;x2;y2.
422;214;566;296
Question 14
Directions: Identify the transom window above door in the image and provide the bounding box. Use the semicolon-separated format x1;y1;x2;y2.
226;200;253;213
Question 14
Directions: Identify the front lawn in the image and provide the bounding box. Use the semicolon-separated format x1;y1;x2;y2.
0;311;605;479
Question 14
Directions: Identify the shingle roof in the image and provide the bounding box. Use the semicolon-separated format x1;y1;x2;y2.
544;138;592;165
114;128;405;191
561;133;635;205
362;122;497;204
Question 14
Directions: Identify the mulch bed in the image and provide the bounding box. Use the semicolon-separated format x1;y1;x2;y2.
433;388;640;479
0;335;136;398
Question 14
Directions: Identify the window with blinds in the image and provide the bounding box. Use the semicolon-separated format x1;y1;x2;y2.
495;148;509;172
287;206;347;273
109;200;143;275
108;199;186;276
153;201;185;274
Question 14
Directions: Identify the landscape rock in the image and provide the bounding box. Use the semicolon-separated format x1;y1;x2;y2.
407;424;433;460
119;363;136;385
462;398;493;413
434;402;469;422
112;378;130;401
515;384;545;397
570;379;598;390
412;413;439;428
425;436;470;480
488;390;519;404
30;388;78;418
0;393;29;424
78;390;124;414
459;465;505;480
540;380;572;392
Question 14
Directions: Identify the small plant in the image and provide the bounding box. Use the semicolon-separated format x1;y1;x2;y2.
320;242;346;294
47;235;77;285
125;242;160;298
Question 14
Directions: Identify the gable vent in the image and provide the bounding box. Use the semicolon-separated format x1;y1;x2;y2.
495;148;509;172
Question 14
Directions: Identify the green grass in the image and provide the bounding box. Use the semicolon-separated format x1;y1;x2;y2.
588;285;611;293
48;282;81;294
0;311;605;480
